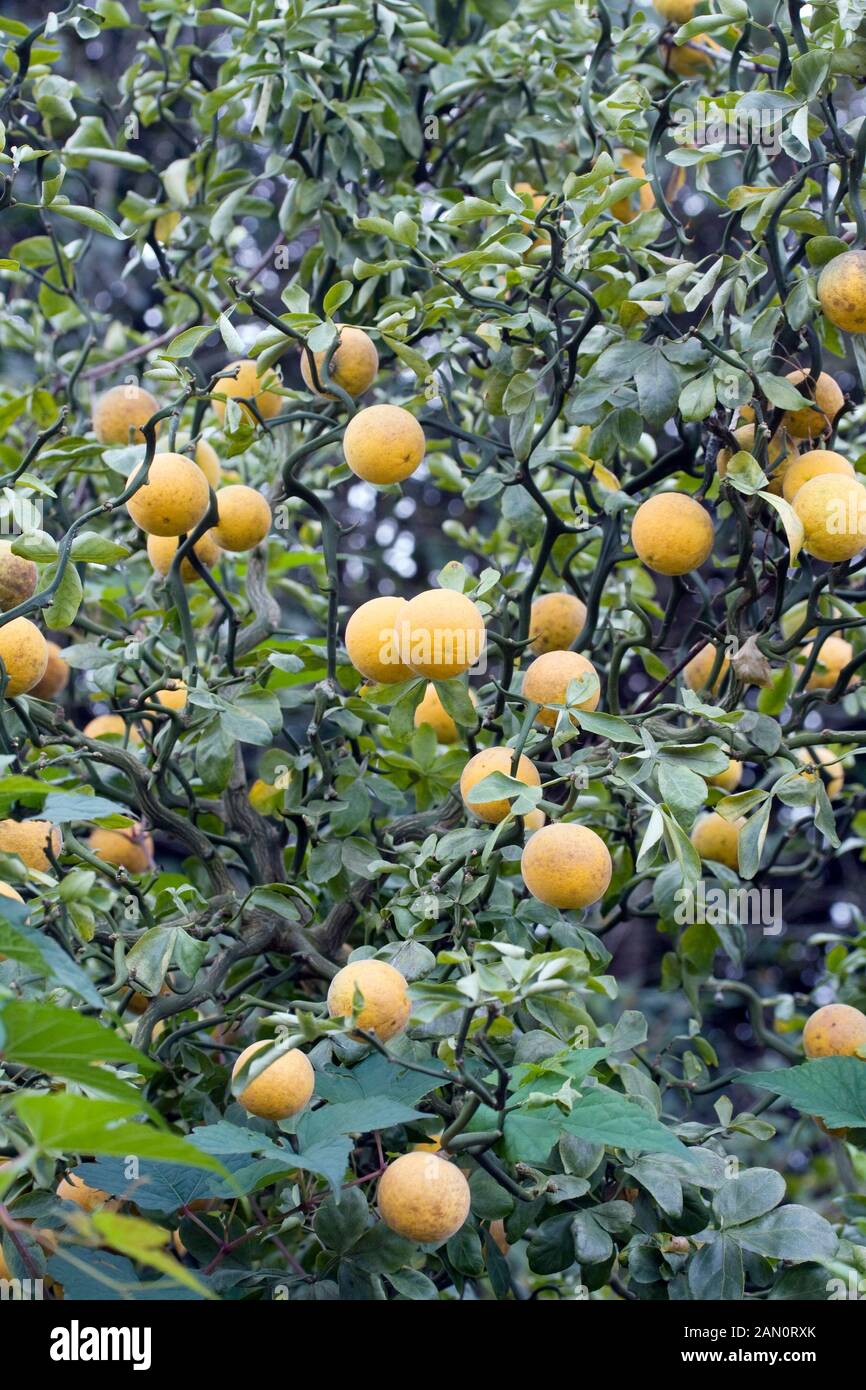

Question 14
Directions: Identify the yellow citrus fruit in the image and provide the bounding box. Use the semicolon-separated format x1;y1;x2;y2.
683;644;730;695
214;485;272;552
88;825;154;874
521;649;600;729
193;438;221;488
377;1152;471;1244
690;812;743;872
57;1173;117;1212
610;150;655;224
126;452;211;538
707;758;742;792
514;181;545;213
460;747;540;824
0;881;23;903
83;714;142;744
327;958;411;1041
793;473;866;563
300;325;379;398
717;423;786;488
30;642;70;702
796;745;845;799
345;596;413;684
781;370;844;440
529;592;587;654
0;618;48;697
212;359;283;424
343;404;426;485
631;494;714;575
654;0;696;18
663;35;721;76
413;1133;443;1153
818;250;866;334
403;589;486;679
93;384;161;446
147;530;221;582
154;210;181;243
520;822;612;909
523;807;546;833
232;1040;315;1120
0;540;37;611
781;450;854;503
155;681;187;711
802;1002;866;1058
0;819;60;871
800;634;854;690
414;683;475;743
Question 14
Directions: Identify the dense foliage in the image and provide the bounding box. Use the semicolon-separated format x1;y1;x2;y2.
0;0;866;1302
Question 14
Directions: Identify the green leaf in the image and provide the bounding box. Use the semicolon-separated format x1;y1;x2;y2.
47;203;127;239
14;1096;228;1174
42;560;83;629
739;1058;866;1129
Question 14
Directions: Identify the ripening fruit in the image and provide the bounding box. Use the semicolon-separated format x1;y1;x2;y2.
154;210;181;244
327;958;411;1041
631;494;714;575
793;473;866;563
781;450;854;503
29;642;70;702
522;649;600;729
817;250;866;334
192;438;221;488
654;0;696;19
801;634;854;690
802;1003;866;1059
781;371;844;440
92;384;161;446
403;589;486;679
126;452;210;538
413;1133;443;1153
300;325;379;398
212;359;282;424
529;592;587;654
0;819;61;872
345;596;414;684
610;151;654;224
0;618;48;697
460;747;541;824
377;1152;471;1244
514;181;545;213
717;423;786;488
523;807;546;833
87;825;154;874
83;714;142;744
156;681;187;711
520;822;612;909
664;38;718;76
57;1173;117;1212
414;683;475;743
796;745;845;800
232;1040;315;1120
0;540;37;612
214;485;272;552
147;530;221;582
0;882;23;903
707;758;742;792
343;404;426;485
690;812;743;872
683;643;730;695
